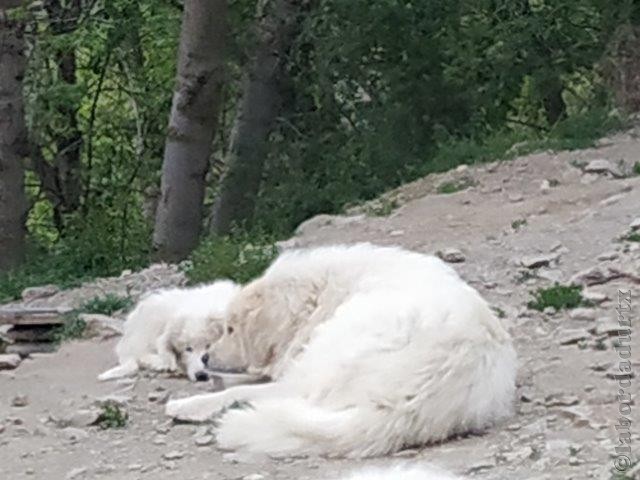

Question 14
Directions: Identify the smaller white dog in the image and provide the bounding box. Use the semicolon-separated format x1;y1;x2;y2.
98;280;239;382
337;465;463;480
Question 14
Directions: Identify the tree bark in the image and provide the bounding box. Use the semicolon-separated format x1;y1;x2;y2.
209;0;307;235
153;0;228;261
0;6;29;271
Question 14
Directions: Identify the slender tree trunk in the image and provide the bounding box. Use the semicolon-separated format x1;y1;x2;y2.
153;0;228;261
43;0;83;215
209;0;308;235
0;5;29;270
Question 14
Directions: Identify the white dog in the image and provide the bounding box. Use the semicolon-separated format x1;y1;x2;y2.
336;465;463;480
166;244;517;457
98;280;239;382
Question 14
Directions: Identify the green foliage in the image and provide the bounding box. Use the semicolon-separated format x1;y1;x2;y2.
528;284;586;311
96;404;128;430
183;234;279;285
624;233;640;243
437;178;475;195
80;294;133;315
4;0;633;293
52;314;87;344
633;162;640;176
511;219;528;231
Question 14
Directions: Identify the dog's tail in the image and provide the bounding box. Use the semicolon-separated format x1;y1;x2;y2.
215;397;403;458
97;359;138;381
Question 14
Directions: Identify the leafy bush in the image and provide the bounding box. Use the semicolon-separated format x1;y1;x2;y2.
528;284;586;311
183;233;279;285
80;294;133;315
52;313;87;344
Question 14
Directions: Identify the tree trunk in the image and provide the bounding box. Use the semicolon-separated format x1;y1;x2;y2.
0;6;29;271
209;0;307;235
153;0;228;261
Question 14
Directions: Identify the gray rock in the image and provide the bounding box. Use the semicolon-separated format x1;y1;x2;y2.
521;254;559;269
570;266;622;286
11;394;28;407
569;308;596;322
162;450;185;460
559;329;590;346
0;354;21;370
436;248;466;263
242;475;266;480
584;159;622;177
194;434;214;446
61;427;89;443
582;290;608;304
597;251;619;261
545;394;580;407
79;314;123;340
65;467;87;480
630;218;640;231
21;284;60;302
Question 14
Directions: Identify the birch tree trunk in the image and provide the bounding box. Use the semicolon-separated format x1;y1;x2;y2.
0;4;29;270
209;0;307;235
153;0;227;261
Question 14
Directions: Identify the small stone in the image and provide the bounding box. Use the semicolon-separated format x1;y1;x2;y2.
242;475;266;480
389;229;405;237
584;159;622;177
155;421;172;434
0;424;5;434
455;164;469;173
630;218;640;231
0;354;21;370
597;251;619;261
582;290;608;304
162;450;185;460
569;308;596;321
64;408;101;428
545;394;580;407
570;266;621;286
148;390;170;404
521;254;559;269
559;329;591;346
11;394;28;407
543;306;557;316
194;434;214;446
127;464;143;471
540;180;551;193
61;427;89;443
66;467;87;480
436;248;465;263
25;468;35;475
508;193;524;203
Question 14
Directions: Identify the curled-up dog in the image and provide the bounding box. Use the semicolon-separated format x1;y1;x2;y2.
166;243;517;458
98;280;239;382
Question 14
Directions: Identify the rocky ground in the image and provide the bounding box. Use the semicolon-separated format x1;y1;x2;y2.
1;127;640;480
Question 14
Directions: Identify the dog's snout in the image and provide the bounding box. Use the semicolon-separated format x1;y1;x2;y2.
201;353;210;366
195;371;209;382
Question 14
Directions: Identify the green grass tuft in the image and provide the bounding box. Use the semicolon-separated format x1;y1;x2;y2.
51;313;87;344
511;219;528;231
80;294;133;315
437;178;475;194
96;404;128;429
633;161;640;176
527;284;586;311
623;233;640;243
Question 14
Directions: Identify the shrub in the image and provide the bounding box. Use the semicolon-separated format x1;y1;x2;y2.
527;284;586;311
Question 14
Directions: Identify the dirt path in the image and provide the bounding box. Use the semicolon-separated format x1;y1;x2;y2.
1;127;640;480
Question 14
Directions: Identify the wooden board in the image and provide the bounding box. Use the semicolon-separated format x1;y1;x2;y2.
0;308;73;326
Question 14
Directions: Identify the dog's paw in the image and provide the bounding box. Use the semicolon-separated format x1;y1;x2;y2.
165;395;224;422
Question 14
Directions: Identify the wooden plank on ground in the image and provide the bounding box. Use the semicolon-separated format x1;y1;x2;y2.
0;308;73;326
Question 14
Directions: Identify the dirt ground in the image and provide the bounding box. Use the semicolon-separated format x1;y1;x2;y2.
1;127;640;480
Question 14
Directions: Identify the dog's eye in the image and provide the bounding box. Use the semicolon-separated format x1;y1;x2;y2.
185;346;193;352
226;326;234;335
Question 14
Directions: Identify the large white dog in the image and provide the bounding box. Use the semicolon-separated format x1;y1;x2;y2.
166;244;516;458
98;280;239;382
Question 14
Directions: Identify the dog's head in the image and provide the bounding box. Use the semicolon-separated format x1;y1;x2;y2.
207;279;284;375
168;280;240;382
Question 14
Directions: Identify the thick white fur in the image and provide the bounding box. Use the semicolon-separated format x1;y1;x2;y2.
166;244;517;458
98;280;239;381
336;465;463;480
